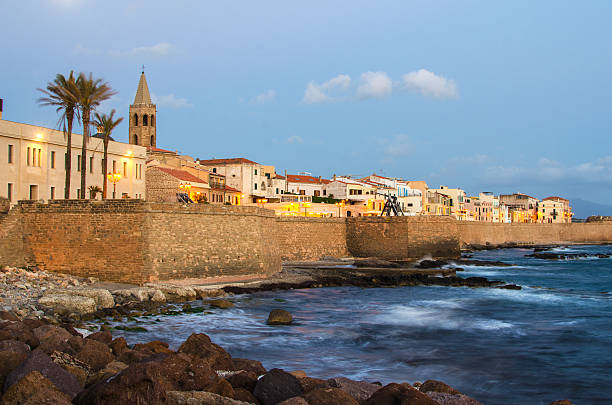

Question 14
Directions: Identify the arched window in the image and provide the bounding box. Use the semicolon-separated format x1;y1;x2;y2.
133;113;138;126
150;135;154;146
134;134;139;144
143;114;148;126
151;115;155;127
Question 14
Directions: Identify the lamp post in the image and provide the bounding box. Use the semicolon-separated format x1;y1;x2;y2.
179;183;192;200
335;200;344;217
257;198;268;208
107;172;121;199
301;202;311;216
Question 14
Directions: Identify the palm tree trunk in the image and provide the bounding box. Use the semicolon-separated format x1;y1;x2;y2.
64;115;73;199
102;138;109;199
80;110;89;199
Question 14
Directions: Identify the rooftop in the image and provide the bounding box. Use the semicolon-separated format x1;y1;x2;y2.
286;174;329;184
153;166;208;184
197;157;259;165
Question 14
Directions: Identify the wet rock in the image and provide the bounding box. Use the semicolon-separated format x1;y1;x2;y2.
353;258;400;268
148;284;197;302
232;358;267;376
416;259;449;269
496;284;522;290
209;299;234;309
0;351;28;389
267;309;293;325
133;340;174;354
178;333;234;370
151;289;167;302
419;379;461;395
327;376;380;403
4;348;81;398
226;370;259;392
85;360;128;388
109;337;128;356
365;383;439;405
277;398;308;405
0;311;19;322
166;390;251;405
303;387;360;405
86;330;113;345
0;370;72;405
426;392;482;405
75;339;114;371
38;294;97;315
297;376;328;394
0;322;40;348
69;288;115;309
0;339;30;355
113;287;164;303
548;401;574;405
193;286;225;299
253;368;303;405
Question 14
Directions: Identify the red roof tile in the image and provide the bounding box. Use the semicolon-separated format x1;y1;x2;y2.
287;174;329;184
543;196;568;202
197;157;259;165
147;146;175;153
153;167;208;184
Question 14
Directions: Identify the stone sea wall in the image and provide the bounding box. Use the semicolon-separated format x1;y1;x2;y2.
275;217;348;261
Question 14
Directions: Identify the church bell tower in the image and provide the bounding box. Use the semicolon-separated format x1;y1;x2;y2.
129;69;157;147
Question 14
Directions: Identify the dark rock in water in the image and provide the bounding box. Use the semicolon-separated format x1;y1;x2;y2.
303;387;360;405
0;339;30;355
457;259;513;267
267;309;293;325
353;258;400;268
426;391;482;405
253;368;303;405
416;260;449;269
419;379;461;395
1;370;72;404
178;333;234;370
496;284;522;290
365;383;439;405
109;337;128;356
327;376;380;403
76;338;114;372
527;252;609;260
86;330;112;345
166;390;249;404
0;351;28;389
209;299;235;309
232;358;266;376
548;400;574;405
226;370;258;392
4;348;81;398
133;340;173;354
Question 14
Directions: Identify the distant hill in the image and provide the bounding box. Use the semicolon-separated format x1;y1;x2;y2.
569;198;612;219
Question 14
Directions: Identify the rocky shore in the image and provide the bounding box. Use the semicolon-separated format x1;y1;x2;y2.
0;314;576;405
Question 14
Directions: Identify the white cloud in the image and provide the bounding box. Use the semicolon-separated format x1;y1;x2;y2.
302;74;351;104
402;69;458;99
151;94;192;109
74;44;98;56
357;71;393;99
109;42;172;58
250;90;276;104
286;135;303;144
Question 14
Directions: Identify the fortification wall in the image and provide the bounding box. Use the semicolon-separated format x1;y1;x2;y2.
346;216;461;260
458;221;612;246
0;198;33;268
275;217;348;261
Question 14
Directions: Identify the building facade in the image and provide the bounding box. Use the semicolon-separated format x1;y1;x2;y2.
129;71;157;148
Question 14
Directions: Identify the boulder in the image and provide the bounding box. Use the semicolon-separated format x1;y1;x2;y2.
0;311;19;322
193;286;225;299
69;288;115;309
85;360;128;388
86;330;113;345
38;294;97;315
419;379;461;395
209;299;234;309
278;398;308;405
426;392;482;405
148;284;197;301
548;401;574;405
232;387;259;404
303;387;360;405
50;350;91;386
151;289;167;302
232;358;267;376
365;383;439;405
4;348;81;398
33;325;74;354
297;376;328;394
0;351;28;389
266;309;293;325
75;339;114;371
0;322;40;348
0;339;30;355
253;368;303;405
416;260;449;269
133;340;174;354
0;371;72;405
327;377;380;403
166;390;251;405
178;333;234;371
113;287;164;303
109;337;129;356
226;370;259;392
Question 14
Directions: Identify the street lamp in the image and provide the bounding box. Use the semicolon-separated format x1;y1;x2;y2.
257;198;268;208
335;200;345;217
301;202;311;216
179;183;192;199
107;172;121;199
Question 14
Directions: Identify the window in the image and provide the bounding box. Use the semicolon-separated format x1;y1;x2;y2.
212;168;217;173
254;169;258;175
276;188;279;194
133;113;138;126
101;158;105;174
51;151;55;169
123;162;127;177
134;134;138;144
29;185;38;200
77;155;81;171
89;156;94;173
27;147;31;166
50;187;55;200
112;160;116;173
8;145;13;164
323;190;327;196
151;115;155;127
7;183;13;202
77;189;80;198
254;183;257;190
150;135;154;145
38;149;41;167
143;115;148;126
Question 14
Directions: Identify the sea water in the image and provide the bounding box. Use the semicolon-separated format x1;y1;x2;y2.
109;245;612;405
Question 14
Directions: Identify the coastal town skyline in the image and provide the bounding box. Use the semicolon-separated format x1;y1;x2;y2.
2;1;612;206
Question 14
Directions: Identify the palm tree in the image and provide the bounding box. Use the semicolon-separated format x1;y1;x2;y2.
37;72;79;199
76;73;116;199
93;109;123;199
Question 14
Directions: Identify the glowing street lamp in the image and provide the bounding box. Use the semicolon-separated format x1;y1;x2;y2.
301;202;311;216
257;198;268;208
179;182;192;199
335;200;345;217
107;172;121;199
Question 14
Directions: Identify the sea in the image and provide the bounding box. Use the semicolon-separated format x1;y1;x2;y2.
106;245;612;405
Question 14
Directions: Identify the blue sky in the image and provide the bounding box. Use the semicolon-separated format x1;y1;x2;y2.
2;0;612;204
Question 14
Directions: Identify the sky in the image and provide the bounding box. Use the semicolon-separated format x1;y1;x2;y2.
2;0;612;204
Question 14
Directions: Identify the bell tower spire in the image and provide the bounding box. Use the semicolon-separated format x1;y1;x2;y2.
129;69;157;147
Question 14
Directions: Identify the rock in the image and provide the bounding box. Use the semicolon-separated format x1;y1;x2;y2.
232;358;267;376
303;387;360;405
151;289;167;302
277;398;308;405
166;390;251;405
365;383;439;405
0;311;19;321
353;258;400;268
297;376;328;394
0;322;39;348
86;330;113;345
496;284;522;290
113;287;163;303
75;353;234;404
148;284;197;301
50;351;90;387
327;376;380;403
267;309;293;325
109;337;129;356
178;333;234;370
419;379;461;395
75;339;114;371
254;368;303;405
193;286;225;299
0;371;72;405
38;294;97;315
33;325;74;354
209;299;234;309
426;392;482;405
226;370;259;392
290;370;307;378
233;387;259;404
4;348;81;398
85;360;128;387
0;351;28;389
0;339;30;355
70;288;115;309
548;401;574;405
133;340;174;354
416;259;449;269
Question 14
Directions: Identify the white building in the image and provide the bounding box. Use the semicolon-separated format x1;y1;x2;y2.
286;174;329;197
0;103;146;203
